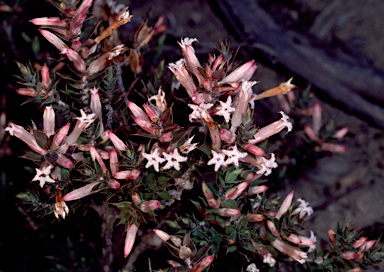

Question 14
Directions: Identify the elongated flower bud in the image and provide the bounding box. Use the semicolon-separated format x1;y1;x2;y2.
153;229;170;242
30;17;67;27
221;60;257;83
275;191;294;220
217;208;240;217
62;181;100;201
140;200;161;213
124;224;138;258
43;106;55;137
108;130;127;151
41;63;51;89
223;181;250;200
247;185;269;195
243;143;266;157
39;29;67;52
110;149;119;174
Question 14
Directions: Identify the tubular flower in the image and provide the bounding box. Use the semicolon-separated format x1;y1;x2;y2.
178;38;205;86
249;111;292;144
271;238;308;264
168;59;197;98
220;60;257;83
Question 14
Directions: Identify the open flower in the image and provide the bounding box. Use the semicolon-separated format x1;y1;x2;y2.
142;148;165;172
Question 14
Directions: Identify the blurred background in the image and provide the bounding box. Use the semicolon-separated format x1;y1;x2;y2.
0;0;383;271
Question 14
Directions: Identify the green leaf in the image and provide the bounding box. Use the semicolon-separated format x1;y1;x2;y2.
220;199;238;209
227;244;237;253
158;190;171;200
112;201;132;208
166;220;180;229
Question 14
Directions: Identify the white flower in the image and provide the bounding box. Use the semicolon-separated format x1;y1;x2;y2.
142;148;165;172
76;109;96;126
256;153;278;176
246;263;259;272
215;96;235;122
293;198;314;219
308;231;317;253
33;164;55;187
207;150;226;171
263;253;276;267
188;103;213;122
163;149;188;171
222;145;247;168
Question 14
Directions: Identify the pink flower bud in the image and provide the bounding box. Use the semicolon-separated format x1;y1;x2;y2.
244;173;263;182
108;130;127;151
131;193;142;206
124;224;138;258
362;240;376;251
53;123;71;149
30;17;67;27
353;237;368;249
140;200;161;213
41;63;51;89
312;102;322;135
70;40;81;51
153;229;170;242
219;129;236;143
143;103;159;123
202;182;216;202
90;88;102;119
221;60;257;83
43;106;55;137
243;143;266;157
89;146;107;173
340;251;356;260
247;214;266;222
57;153;73;168
247;185;269;195
304;125;319;141
134;117;159;135
16;88;38;97
159;132;173;143
275;191;294;220
217;208;240;217
61;48;86;73
284;234;302;245
108;179;120;189
267;220;279;236
127;101;150;122
223;181;250;200
321;143;347;153
86;53;109;75
333;126;349;139
39;29;67;52
62;181;100;201
191;255;214;272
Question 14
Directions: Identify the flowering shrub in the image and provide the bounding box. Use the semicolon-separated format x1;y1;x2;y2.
4;0;383;271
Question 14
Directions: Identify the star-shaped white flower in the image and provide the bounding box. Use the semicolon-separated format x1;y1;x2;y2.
142;148;165;172
32;164;55;187
76;109;96;127
163;149;188;171
207;150;226;172
222;145;247;168
188;103;213;122
256;153;278;176
215;96;235;122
